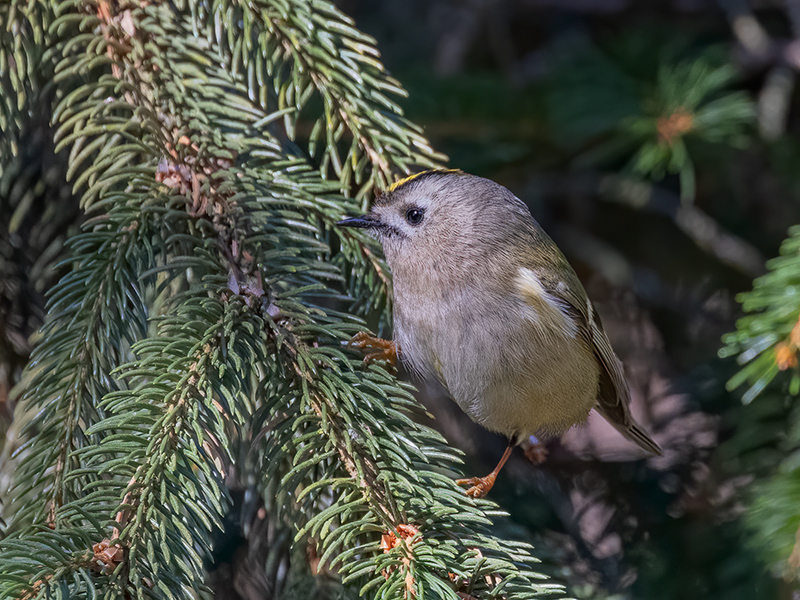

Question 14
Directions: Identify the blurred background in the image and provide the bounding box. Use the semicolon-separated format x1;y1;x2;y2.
2;0;800;598
335;1;800;598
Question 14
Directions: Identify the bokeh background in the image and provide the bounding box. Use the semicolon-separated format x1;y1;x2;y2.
337;1;800;598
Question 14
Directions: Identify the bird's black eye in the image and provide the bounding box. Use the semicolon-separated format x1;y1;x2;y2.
405;207;424;225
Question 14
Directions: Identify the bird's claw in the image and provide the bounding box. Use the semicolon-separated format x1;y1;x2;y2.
455;474;496;498
348;331;398;369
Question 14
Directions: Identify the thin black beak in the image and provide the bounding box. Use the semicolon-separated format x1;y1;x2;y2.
336;214;380;229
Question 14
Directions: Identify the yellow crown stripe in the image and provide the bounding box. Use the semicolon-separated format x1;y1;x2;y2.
386;168;462;192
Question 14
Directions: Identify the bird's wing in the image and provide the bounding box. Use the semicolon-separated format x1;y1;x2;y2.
539;270;662;456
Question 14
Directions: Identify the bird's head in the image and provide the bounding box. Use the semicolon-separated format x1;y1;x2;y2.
338;170;489;265
337;169;540;295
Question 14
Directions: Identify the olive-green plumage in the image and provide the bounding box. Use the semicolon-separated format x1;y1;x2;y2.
343;170;660;455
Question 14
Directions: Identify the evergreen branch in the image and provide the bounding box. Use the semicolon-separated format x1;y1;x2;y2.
94;288;268;596
0;526;117;600
721;224;800;402
722;225;800;578
97;0;394;318
1;1;567;598
4;0;184;531
7;189;159;530
0;2;55;165
0;3;77;477
195;0;445;203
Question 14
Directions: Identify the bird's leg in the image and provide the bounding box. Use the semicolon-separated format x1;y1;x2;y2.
456;442;513;498
348;331;398;369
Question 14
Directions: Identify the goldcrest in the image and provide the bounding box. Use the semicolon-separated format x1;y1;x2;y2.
339;170;660;497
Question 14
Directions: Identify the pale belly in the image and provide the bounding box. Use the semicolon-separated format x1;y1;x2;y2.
467;335;600;439
395;298;600;440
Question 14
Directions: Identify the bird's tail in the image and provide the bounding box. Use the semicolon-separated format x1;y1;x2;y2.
595;404;662;456
620;421;662;456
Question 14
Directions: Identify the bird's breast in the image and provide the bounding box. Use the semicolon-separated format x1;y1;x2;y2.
392;277;599;439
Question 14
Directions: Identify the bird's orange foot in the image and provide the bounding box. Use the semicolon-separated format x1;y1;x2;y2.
348;331;398;369
455;474;497;498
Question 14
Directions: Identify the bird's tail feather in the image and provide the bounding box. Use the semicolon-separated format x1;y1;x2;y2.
618;421;662;456
594;403;662;456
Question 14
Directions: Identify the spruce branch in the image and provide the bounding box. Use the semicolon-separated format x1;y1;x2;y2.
93;288;269;596
192;0;445;203
7;194;158;531
0;1;58;165
721;225;800;402
0;1;567;598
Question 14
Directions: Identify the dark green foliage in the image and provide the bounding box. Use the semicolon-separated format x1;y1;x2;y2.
0;0;564;598
0;0;77;448
722;226;800;402
547;39;754;201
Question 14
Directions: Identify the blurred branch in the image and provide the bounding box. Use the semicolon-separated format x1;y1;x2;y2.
532;173;765;277
718;0;772;59
432;0;492;75
719;0;800;139
720;1;800;70
553;224;634;287
758;65;795;140
598;176;765;277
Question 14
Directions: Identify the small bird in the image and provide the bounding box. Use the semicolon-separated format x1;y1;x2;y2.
338;170;661;497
